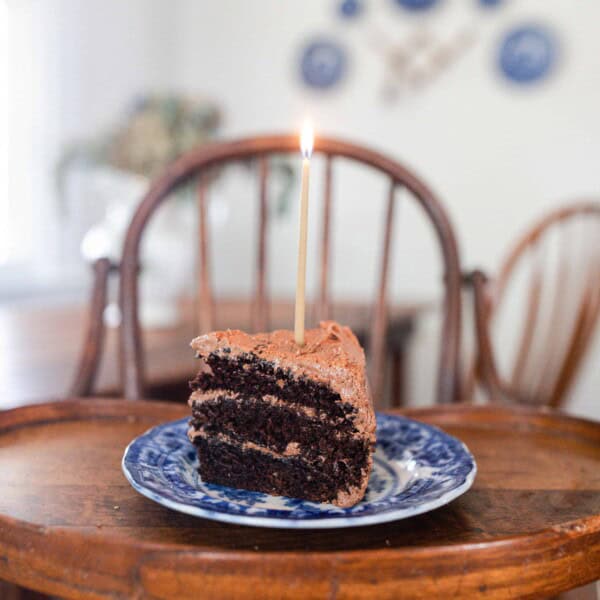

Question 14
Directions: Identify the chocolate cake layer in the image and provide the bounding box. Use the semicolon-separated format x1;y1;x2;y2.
195;436;363;505
189;395;369;468
190;352;356;420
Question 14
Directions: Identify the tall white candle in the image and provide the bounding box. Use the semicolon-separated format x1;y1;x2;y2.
294;121;314;346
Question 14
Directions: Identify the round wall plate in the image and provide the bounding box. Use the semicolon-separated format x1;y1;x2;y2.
498;25;558;84
393;0;441;13
299;38;348;90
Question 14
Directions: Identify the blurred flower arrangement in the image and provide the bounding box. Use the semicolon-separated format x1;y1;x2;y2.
56;93;295;328
57;93;294;216
56;93;222;205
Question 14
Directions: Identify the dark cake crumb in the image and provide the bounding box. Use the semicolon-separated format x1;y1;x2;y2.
195;436;363;504
190;396;368;472
190;352;357;419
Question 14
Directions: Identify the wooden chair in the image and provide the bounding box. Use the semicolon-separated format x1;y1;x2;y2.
468;201;600;407
71;134;463;406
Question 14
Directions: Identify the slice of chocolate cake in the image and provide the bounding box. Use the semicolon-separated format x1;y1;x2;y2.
187;321;375;507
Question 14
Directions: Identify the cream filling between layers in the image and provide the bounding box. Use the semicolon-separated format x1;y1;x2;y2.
188;428;303;458
188;389;348;423
188;390;354;445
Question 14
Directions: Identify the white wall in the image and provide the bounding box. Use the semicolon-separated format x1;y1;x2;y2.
4;0;177;293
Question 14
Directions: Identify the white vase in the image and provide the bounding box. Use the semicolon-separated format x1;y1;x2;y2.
80;166;196;329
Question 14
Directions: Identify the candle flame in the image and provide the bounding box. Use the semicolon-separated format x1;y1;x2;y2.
300;120;314;159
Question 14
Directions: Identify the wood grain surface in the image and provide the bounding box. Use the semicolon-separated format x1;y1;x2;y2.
0;399;599;599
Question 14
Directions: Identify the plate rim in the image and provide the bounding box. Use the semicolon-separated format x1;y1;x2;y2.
122;414;477;529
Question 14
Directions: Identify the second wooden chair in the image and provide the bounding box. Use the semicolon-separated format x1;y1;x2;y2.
468;201;600;407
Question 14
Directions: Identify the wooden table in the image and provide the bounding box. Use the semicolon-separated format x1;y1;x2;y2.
0;299;420;410
0;399;599;599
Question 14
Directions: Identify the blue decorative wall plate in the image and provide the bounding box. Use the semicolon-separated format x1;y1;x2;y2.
393;0;440;12
498;25;558;84
338;0;363;19
122;414;477;529
300;38;348;90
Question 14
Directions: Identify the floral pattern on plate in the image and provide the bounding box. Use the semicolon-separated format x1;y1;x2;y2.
122;413;476;528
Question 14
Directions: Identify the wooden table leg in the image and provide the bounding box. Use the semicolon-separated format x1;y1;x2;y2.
386;316;415;408
0;581;50;599
390;346;405;407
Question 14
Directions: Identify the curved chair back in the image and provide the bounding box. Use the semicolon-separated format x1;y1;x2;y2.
475;201;600;406
118;135;463;403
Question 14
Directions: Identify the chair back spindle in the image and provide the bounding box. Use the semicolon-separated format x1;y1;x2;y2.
253;156;270;332
197;177;214;334
370;181;398;403
318;155;333;322
510;242;544;394
479;201;600;407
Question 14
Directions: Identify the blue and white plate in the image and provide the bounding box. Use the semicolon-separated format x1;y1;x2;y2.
122;414;476;529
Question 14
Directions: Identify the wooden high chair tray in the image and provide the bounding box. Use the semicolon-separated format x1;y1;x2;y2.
0;399;599;599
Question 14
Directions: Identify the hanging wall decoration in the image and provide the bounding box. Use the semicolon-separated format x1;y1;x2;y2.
299;38;348;90
498;24;558;85
393;0;441;12
338;0;364;19
298;1;560;100
371;26;476;101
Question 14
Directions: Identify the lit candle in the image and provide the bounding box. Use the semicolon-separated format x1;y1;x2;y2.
294;120;314;346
